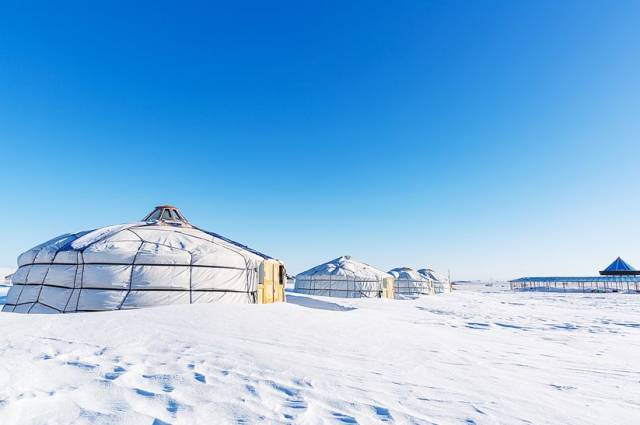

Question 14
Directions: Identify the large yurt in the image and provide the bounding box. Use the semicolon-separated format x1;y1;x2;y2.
2;206;286;314
418;268;451;292
294;255;394;299
388;267;434;298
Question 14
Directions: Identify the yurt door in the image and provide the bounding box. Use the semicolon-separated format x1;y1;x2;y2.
258;260;286;304
259;261;275;304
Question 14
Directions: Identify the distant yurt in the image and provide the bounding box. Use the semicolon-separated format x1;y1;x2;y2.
388;267;434;298
294;256;394;299
2;206;286;314
418;268;452;292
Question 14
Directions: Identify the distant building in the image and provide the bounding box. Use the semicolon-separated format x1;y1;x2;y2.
599;257;640;276
511;257;640;293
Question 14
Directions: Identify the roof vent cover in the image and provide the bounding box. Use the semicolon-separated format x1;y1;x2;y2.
143;205;190;226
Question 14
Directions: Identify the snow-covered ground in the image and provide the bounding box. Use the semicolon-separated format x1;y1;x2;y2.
0;284;638;424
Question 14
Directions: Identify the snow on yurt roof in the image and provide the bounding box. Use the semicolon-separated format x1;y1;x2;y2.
418;268;446;282
16;205;272;269
296;256;391;281
389;267;429;281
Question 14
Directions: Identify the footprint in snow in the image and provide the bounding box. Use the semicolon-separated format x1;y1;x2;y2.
466;322;490;330
550;384;577;391
550;323;580;331
372;405;392;422
166;398;179;414
104;366;126;381
65;360;97;370
495;322;530;331
135;388;156;398
332;412;358;424
142;374;174;393
614;322;640;328
245;384;258;397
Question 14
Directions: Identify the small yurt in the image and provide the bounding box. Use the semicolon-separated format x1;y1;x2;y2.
294;255;394;299
388;267;434;298
418;268;451;292
3;206;286;314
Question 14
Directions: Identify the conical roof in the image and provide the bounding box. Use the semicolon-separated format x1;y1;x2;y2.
600;257;639;275
296;256;391;281
388;267;429;281
418;268;446;282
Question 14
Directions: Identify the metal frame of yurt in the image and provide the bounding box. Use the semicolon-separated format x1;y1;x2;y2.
296;273;393;298
394;278;435;296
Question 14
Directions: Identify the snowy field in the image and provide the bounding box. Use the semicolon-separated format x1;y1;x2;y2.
0;283;638;424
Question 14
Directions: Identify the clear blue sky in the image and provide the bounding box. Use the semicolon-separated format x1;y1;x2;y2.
1;1;639;280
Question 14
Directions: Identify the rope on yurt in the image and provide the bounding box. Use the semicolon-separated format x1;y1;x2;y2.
189;251;194;304
116;229;145;310
27;236;69;313
173;227;256;303
61;251;82;313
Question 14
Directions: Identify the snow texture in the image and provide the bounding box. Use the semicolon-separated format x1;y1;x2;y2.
0;283;638;424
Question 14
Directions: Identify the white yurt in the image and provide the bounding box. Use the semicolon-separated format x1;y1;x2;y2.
418;268;451;292
388;267;434;298
2;206;286;314
294;255;394;299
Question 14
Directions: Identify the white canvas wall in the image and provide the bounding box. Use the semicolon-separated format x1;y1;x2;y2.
295;256;391;298
3;222;265;314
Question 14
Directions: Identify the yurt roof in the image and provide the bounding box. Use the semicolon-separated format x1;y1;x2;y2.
389;267;429;281
296;255;391;280
418;268;446;282
16;206;274;269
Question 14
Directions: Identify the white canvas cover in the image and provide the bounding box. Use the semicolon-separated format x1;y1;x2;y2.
2;208;272;314
294;256;391;298
388;267;434;298
418;268;451;292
